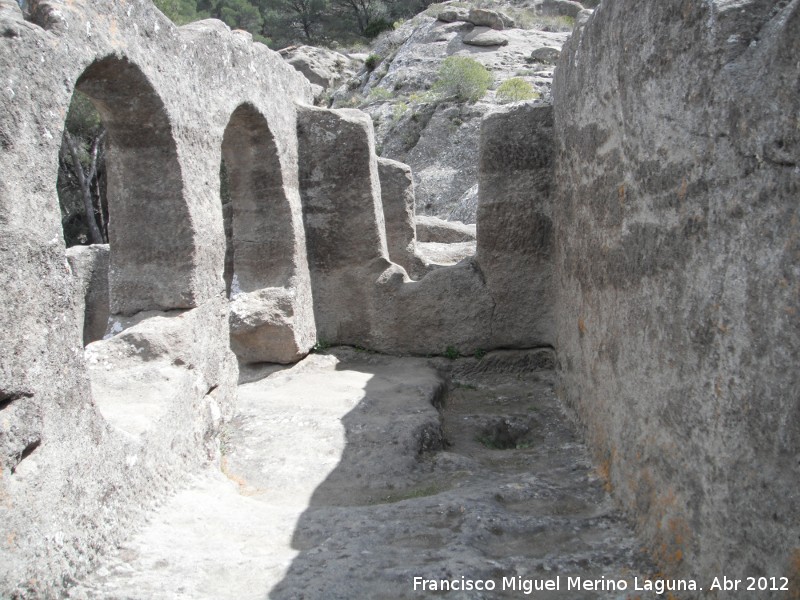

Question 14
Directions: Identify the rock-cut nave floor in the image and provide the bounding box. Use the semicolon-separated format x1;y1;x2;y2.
68;347;654;600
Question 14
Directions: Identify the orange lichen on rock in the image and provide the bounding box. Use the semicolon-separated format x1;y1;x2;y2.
789;548;800;600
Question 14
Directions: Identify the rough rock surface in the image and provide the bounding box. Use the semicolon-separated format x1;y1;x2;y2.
415;215;476;243
534;0;584;18
415;241;477;266
229;287;312;364
436;8;469;23
280;45;362;102
463;26;509;47
361;15;568;113
220;101;316;364
296;98;550;356
67;350;654;599
377;157;427;278
467;8;510;30
297;104;391;345
66;244;110;345
552;0;800;587
437;6;515;29
370;258;494;355
375;101;493;222
447;183;479;222
0;0;313;593
477;102;555;349
530;45;560;63
295;101;486;354
7;0;796;596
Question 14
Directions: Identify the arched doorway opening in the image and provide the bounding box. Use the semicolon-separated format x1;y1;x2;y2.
62;56;205;436
57;89;110;346
220;103;294;297
72;56;194;317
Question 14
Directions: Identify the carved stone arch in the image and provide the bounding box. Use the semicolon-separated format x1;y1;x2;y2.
74;55;194;316
220;102;295;296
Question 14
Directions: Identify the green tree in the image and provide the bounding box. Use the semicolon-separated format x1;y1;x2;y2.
152;0;208;25
58;91;108;246
264;0;328;43
218;0;264;31
151;0;440;45
331;0;386;36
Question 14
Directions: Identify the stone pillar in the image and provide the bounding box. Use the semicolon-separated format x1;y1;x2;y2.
477;103;555;348
376;157;427;279
297;106;390;344
221;103;316;364
66;244;110;345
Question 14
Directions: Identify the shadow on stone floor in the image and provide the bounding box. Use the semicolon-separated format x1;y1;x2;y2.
266;349;654;600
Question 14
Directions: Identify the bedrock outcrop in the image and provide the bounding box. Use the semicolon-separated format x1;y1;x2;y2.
66;244;110;345
415;215;476;243
335;8;572;222
4;0;797;596
280;44;363;102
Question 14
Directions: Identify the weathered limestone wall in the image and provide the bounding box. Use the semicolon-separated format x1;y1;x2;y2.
552;0;800;587
0;0;314;594
415;216;476;244
298;105;553;357
477;103;555;350
222;103;316;364
377;157;427;279
66;244;110;345
12;0;796;594
297;105;393;346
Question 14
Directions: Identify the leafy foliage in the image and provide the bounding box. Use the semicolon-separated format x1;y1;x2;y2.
364;53;381;70
312;339;331;353
364;16;392;38
496;77;539;103
433;56;491;103
152;0;438;48
64;91;103;141
264;0;329;42
392;100;409;121
153;0;209;25
332;0;387;36
58;91;108;246
366;86;393;102
444;346;460;359
219;0;264;32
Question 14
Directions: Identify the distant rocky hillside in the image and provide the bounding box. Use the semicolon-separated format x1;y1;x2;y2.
281;0;589;223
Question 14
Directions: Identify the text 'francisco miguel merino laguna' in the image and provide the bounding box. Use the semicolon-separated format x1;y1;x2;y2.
412;575;699;595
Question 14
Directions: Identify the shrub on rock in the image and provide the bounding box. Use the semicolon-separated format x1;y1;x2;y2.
496;77;539;103
433;56;491;102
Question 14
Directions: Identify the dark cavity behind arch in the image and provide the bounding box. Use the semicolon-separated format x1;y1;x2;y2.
221;104;294;295
76;56;195;315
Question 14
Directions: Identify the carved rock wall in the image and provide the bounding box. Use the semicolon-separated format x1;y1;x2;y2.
11;0;797;593
297;104;550;356
0;0;313;593
66;244;110;345
477;103;555;350
552;0;800;586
